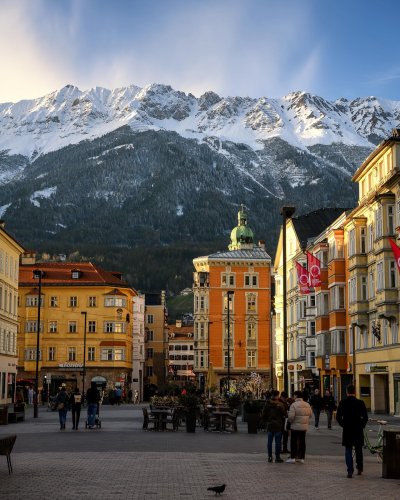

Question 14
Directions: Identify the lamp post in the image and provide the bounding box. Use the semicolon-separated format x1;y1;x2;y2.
81;311;87;401
280;206;295;395
33;269;44;418
227;291;234;394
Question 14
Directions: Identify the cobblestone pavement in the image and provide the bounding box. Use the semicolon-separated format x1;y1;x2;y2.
0;405;399;499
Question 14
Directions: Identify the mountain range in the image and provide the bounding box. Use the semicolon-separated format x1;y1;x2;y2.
0;83;398;291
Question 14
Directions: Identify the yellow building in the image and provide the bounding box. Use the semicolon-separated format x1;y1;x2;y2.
344;129;400;414
144;292;167;395
18;258;136;397
0;223;24;404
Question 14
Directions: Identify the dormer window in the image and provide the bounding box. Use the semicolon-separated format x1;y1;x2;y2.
71;269;81;279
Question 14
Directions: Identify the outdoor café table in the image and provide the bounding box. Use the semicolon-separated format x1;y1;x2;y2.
212;411;233;432
150;408;173;431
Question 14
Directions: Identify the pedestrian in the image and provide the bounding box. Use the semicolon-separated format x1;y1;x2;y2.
71;387;82;430
128;389;133;404
278;391;291;454
262;390;286;463
115;387;122;405
309;388;323;429
336;384;368;478
86;382;100;429
55;384;69;430
134;389;139;404
28;386;34;405
286;390;312;463
323;389;336;429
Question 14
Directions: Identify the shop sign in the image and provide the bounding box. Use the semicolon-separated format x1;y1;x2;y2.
370;365;388;373
58;362;83;369
288;365;294;370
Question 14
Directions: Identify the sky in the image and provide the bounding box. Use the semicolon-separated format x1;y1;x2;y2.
1;0;400;103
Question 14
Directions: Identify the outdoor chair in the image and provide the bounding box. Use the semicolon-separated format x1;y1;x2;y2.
164;409;180;431
0;434;17;474
204;409;219;431
224;409;239;432
142;407;157;430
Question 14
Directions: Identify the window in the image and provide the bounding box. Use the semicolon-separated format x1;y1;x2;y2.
369;271;375;299
48;347;56;361
247;350;256;367
246;293;257;313
88;347;95;361
308;321;316;336
244;274;258;287
68;347;76;361
331;285;345;310
146;366;153;377
360;227;366;254
68;321;77;333
309;294;316;307
377;261;384;290
72;271;80;279
147;314;154;324
349;228;356;256
367;224;374;252
103;322;125;333
88;296;97;307
50;296;58;307
147;348;153;359
331;330;346;354
104;296;127;307
297;299;307;319
388;205;395;235
49;321;58;333
361;276;367;300
25;321;43;333
247;322;256;340
147;330;154;341
88;321;96;333
297;337;306;357
26;296;44;307
382;320;389;346
316;293;328;316
101;348;113;361
307;351;316;367
376;206;383;238
349;277;357;304
389;261;397;288
25;348;41;360
199;296;205;311
224;350;232;368
397;200;400;228
221;273;235;287
198;322;205;339
223;293;234;312
114;348;125;360
391;319;398;344
69;296;78;307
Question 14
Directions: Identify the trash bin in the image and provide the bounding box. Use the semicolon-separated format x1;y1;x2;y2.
0;405;8;425
382;429;400;478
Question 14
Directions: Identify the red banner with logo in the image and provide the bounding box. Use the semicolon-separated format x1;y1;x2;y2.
389;238;400;273
307;251;322;287
295;262;310;294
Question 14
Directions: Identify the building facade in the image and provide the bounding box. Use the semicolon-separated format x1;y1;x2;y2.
0;224;24;404
166;321;195;386
344;130;400;414
144;292;167;394
17;259;136;397
193;206;273;392
132;293;145;401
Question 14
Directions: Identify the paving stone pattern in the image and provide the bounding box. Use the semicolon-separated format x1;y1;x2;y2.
0;405;399;499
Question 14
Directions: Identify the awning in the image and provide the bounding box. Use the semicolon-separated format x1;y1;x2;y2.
99;341;126;346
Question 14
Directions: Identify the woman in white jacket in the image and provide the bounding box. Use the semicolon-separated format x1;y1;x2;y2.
286;390;312;463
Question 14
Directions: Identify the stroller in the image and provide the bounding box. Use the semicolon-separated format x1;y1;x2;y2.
85;402;101;429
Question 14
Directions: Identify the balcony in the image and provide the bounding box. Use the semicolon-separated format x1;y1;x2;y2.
348;254;368;271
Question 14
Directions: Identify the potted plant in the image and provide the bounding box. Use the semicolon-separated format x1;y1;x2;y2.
179;392;199;433
243;400;264;434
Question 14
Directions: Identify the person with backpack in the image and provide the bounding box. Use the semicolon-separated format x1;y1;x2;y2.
71;386;82;430
86;382;100;429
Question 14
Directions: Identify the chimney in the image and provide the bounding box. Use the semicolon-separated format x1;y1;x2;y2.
176;320;182;328
258;240;265;250
0;220;5;229
21;252;37;265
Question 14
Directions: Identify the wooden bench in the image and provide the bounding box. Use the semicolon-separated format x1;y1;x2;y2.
0;434;17;474
7;405;25;424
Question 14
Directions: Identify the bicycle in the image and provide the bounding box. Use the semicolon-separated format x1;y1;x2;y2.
363;418;387;461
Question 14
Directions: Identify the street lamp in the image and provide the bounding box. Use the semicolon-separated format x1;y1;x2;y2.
33;269;44;418
280;206;296;395
81;312;87;401
226;290;234;393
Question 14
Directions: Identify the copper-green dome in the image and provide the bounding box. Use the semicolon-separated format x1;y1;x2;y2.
229;205;254;250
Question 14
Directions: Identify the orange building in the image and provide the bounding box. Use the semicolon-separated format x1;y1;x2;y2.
193;206;272;392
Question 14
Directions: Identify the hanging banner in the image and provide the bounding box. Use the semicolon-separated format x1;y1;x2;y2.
389;238;400;273
295;262;310;294
307;251;322;287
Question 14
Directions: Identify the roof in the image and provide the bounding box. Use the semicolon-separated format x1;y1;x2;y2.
19;262;135;290
199;248;271;261
291;208;349;249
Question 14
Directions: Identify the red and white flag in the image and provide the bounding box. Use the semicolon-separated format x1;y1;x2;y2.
295;261;310;294
389;238;400;273
307;251;322;287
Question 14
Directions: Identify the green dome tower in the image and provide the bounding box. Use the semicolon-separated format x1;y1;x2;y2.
228;204;254;250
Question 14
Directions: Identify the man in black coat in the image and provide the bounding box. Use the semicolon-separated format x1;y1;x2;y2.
336;384;368;478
